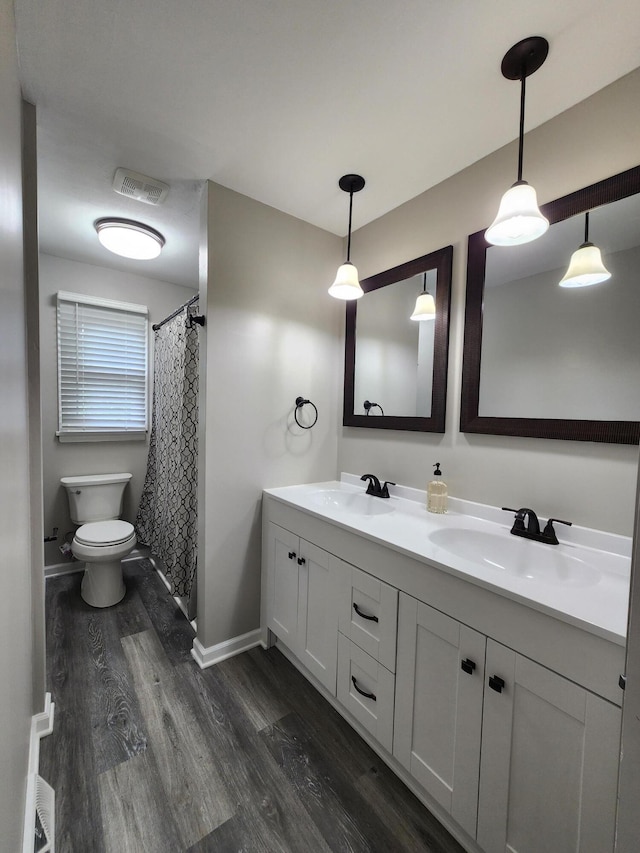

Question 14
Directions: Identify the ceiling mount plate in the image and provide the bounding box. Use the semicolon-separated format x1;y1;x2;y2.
501;36;549;80
339;174;365;194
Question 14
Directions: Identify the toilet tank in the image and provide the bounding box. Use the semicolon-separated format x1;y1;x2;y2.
61;473;133;524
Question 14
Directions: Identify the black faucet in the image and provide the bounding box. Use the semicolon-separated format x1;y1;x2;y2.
361;474;395;499
502;507;572;545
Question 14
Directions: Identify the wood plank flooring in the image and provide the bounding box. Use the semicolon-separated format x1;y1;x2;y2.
40;559;465;853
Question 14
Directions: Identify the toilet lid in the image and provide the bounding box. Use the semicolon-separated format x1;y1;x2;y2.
75;520;135;547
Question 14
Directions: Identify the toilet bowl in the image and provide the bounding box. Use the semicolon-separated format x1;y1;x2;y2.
72;520;136;607
61;473;135;608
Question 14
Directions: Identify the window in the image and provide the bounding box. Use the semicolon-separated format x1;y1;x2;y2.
56;291;149;441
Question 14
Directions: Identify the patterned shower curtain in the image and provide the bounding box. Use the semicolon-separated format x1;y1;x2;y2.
136;301;199;619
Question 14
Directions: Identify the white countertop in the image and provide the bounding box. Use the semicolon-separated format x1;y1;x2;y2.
264;474;631;646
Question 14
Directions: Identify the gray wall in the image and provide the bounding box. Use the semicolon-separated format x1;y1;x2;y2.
339;68;640;536
39;253;196;566
199;183;342;648
0;1;37;848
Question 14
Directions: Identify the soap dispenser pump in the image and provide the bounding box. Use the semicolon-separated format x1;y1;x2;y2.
427;462;448;514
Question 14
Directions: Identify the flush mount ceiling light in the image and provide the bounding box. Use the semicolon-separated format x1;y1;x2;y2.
410;273;436;320
95;218;165;260
328;174;365;300
559;211;612;288
485;36;550;247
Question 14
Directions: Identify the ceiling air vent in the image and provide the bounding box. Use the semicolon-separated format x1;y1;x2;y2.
112;168;169;205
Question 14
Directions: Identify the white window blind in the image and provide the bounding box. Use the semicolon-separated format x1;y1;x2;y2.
56;291;149;440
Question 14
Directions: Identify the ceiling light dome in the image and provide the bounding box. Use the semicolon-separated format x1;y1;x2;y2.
95;218;165;260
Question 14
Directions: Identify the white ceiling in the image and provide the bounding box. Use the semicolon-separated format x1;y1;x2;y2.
14;0;640;288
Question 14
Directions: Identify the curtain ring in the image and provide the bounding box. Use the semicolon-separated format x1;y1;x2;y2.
294;396;318;429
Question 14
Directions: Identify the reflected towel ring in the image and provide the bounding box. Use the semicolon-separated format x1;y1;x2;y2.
295;396;318;429
364;400;384;416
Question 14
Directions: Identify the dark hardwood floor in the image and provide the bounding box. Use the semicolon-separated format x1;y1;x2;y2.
41;559;464;853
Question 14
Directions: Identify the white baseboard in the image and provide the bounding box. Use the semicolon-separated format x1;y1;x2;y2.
44;547;150;579
191;629;262;669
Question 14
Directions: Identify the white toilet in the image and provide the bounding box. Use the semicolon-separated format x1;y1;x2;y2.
61;472;136;608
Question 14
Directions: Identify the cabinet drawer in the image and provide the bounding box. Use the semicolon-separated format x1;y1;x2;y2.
337;632;395;752
339;563;398;671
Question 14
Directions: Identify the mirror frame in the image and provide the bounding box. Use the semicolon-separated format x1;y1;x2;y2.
343;245;453;432
460;165;640;445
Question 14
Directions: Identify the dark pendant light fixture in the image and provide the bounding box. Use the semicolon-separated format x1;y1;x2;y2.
485;36;550;247
329;174;365;300
559;211;611;287
410;272;436;320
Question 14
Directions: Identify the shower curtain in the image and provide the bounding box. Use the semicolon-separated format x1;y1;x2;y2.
136;301;199;619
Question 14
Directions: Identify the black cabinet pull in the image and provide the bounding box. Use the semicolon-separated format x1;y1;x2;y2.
619;674;627;690
288;551;296;560
489;675;505;693
297;556;306;565
461;658;476;675
351;676;376;701
353;602;379;623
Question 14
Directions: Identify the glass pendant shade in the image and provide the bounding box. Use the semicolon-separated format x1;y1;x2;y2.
410;291;436;320
485;182;549;246
328;261;363;300
559;243;611;288
95;218;165;260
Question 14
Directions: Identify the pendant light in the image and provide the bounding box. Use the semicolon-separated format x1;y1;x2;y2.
410;273;436;320
485;37;550;247
95;218;165;259
559;211;611;288
329;174;365;300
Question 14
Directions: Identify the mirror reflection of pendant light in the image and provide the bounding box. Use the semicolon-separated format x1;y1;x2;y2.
485;37;550;247
329;174;365;300
559;211;611;288
410;273;436;320
95;218;165;259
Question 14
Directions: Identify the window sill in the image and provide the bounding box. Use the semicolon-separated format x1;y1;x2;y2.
56;431;148;443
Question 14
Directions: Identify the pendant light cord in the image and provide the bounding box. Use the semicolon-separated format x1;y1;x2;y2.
346;189;354;261
584;211;590;243
517;71;526;182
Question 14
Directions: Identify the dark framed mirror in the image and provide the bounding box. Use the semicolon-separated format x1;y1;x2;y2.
343;245;453;432
461;165;640;445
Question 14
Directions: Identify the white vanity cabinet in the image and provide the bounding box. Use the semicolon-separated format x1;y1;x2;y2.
261;489;626;853
264;522;339;694
394;591;621;853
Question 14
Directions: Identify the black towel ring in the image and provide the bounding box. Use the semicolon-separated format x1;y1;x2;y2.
364;400;384;416
295;396;318;429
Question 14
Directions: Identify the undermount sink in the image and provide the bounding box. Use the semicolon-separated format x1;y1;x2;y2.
428;527;602;588
309;489;395;517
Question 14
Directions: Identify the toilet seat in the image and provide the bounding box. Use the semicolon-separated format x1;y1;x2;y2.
75;520;135;547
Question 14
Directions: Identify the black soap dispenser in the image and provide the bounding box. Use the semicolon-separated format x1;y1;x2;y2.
427;462;448;514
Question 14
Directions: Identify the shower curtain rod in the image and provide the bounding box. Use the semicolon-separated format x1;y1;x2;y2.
152;294;199;331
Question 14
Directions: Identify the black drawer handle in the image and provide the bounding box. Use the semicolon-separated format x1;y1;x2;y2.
288;551;296;560
489;675;505;693
297;557;306;565
461;658;476;675
353;602;379;623
619;674;626;690
351;676;376;701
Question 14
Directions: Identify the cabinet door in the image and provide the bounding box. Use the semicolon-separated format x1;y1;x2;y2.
393;594;485;839
478;639;621;853
297;541;338;694
266;523;300;650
